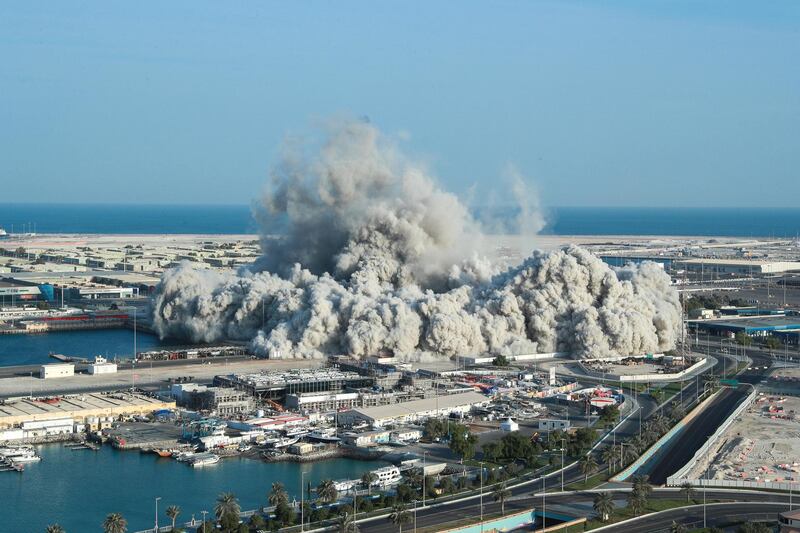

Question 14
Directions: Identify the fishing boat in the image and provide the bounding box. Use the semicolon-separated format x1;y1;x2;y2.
153;449;173;458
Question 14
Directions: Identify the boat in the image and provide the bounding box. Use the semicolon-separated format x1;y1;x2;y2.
271;436;299;449
237;443;252;452
190;453;220;467
0;447;41;463
387;439;409;447
308;428;340;443
333;479;358;493
153;449;173;458
175;451;196;462
284;427;309;438
371;466;402;487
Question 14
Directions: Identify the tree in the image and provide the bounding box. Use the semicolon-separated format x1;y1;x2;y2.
735;331;753;346
601;446;617;473
396;482;415;502
738;522;772;533
449;424;478;461
631;475;653;499
166;505;181;531
578;455;598;482
598;405;620;426
102;513;127;533
388;503;411;533
679;481;696;503
626;490;646;516
492;482;511;515
195;521;213;533
274;500;295;527
317;479;339;504
361;471;378;495
592;492;614;522
45;526;65;533
669;521;687;533
214;492;241;531
493;354;509;367
439;476;455;494
336;511;358;533
247;515;266;531
268;482;289;507
765;336;781;351
423;418;447;440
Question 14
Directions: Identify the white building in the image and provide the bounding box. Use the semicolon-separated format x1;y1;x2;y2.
338;391;489;428
40;363;74;379
500;418;519;432
88;356;117;375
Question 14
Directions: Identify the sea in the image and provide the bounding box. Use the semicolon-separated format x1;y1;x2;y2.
2;203;800;237
0;329;165;367
1;443;385;532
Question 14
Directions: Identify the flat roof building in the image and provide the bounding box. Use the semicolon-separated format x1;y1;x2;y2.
338;391;489;427
675;259;800;275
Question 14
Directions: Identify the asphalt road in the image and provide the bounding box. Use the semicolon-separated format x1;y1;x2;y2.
355;488;796;533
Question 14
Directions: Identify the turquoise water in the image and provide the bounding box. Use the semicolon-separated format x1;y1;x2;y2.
3;203;800;237
1;443;384;532
0;329;165;367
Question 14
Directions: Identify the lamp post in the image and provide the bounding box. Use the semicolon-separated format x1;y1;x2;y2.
541;474;546;533
301;470;306;532
422;451;428;508
154;496;161;532
201;510;207;531
479;461;484;533
560;439;565;492
413;499;418;533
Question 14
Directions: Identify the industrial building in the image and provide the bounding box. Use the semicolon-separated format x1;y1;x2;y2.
675;258;800;276
170;384;254;415
337;391;489;427
0;393;175;428
214;369;373;402
689;315;800;337
40;363;75;379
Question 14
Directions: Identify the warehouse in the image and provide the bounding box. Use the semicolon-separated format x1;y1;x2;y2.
0;393;175;428
338;391;489;428
40;363;74;379
675;258;800;276
689;315;800;338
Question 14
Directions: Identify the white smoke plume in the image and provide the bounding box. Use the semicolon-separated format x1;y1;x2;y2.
152;120;681;360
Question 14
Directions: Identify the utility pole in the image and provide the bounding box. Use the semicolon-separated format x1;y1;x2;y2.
155;496;161;533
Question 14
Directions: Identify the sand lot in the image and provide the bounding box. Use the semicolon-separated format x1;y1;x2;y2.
688;394;800;485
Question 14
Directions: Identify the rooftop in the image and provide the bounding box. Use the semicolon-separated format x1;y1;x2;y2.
345;391;488;421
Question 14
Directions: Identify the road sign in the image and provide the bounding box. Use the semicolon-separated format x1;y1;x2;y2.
720;379;739;386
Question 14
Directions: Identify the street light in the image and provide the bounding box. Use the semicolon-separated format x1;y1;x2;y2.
479;461;484;533
422;451;428;508
301;470;306;532
560;439;565;492
154;496;161;533
201;510;207;531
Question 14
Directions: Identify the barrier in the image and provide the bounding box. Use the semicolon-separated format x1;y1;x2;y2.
667;388;757;485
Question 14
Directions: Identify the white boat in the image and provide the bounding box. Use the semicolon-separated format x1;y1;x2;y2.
284;427;309;438
371;466;402;487
0;446;41;463
237;443;252;452
175;451;196;462
333;479;358;493
308;429;340;443
190;453;220;467
271;436;299;449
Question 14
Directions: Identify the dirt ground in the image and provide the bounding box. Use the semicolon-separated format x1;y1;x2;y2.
688;394;800;485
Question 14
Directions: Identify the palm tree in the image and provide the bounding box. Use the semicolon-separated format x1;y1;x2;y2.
669;520;687;533
102;513;127;533
45;526;65;533
214;492;241;521
626;490;646;516
631;474;653;498
336;511;358;533
601;446;616;472
388;503;411;533
165;505;180;531
492;481;511;515
578;454;598;482
593;492;614;522
361;471;379;495
679;481;696;503
317;479;339;504
268;481;289;507
738;522;772;533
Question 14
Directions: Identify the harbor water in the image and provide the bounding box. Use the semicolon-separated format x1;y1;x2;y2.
0;329;165;367
1;443;386;532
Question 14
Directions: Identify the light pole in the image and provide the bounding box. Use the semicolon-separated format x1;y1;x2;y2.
541;475;546;533
154;496;161;532
413;499;418;533
422;451;428;508
201;510;207;531
479;461;484;532
301;470;306;532
560;439;565;492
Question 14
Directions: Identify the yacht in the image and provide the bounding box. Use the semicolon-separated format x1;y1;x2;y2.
308;428;340;443
0;446;41;463
271;436;299;449
190;453;220;467
371;466;402;487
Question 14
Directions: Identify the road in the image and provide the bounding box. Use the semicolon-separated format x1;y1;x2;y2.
355;488;797;532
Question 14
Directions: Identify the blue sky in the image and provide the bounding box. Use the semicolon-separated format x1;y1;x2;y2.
1;1;798;207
